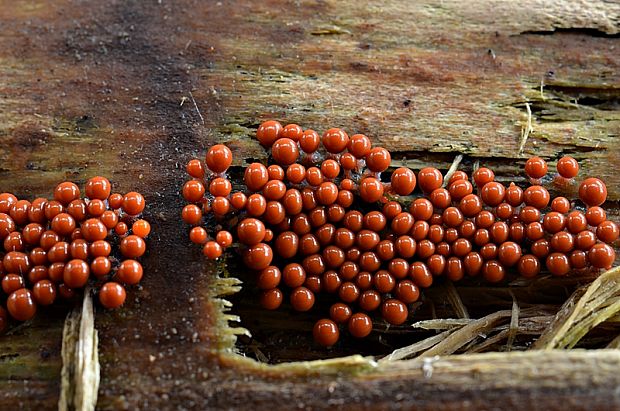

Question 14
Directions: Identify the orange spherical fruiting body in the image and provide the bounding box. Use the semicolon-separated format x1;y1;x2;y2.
256;121;282;148
205;144;233;172
271;138;299;166
99;282;126;309
122;192;146;215
85;176;111;200
525;156;547;179
579;178;607;206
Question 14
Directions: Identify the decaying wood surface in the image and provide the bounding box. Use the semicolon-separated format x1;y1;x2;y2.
0;0;618;409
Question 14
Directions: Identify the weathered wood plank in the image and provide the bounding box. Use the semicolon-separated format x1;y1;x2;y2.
0;0;618;409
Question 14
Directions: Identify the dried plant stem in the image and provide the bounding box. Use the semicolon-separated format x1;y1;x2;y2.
59;290;99;411
518;102;533;154
379;330;454;362
442;154;464;188
534;266;620;350
418;310;513;358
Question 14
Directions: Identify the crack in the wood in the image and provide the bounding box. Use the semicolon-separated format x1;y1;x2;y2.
516;28;620;38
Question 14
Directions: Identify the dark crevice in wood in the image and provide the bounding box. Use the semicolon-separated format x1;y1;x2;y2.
517;28;620;38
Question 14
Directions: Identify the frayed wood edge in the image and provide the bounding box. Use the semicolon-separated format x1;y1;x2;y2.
59;290;99;411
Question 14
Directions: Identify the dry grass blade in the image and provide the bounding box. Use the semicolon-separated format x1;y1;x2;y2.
606;334;620;349
533;266;620;350
505;293;520;350
380;330;454;362
418;310;513;358
442;154;464;188
412;318;473;330
466;329;510;353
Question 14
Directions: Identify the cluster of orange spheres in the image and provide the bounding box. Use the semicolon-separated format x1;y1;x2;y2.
0;177;150;333
181;120;618;347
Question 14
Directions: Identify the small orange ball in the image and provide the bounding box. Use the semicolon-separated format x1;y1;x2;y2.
237;218;266;246
186;159;205;178
271;138;299;166
203;241;223;259
482;260;505;282
256;121;282;148
579;178;607;207
91;256;112;279
99;282;126;309
290;286;315;311
299;129;320;153
348;313;372;338
33;280;57;306
322;128;349;154
132;219;151;238
85;176;111;200
523;185;550;209
230;192;248;210
51;213;76;237
116;260;143;285
63;259;90;288
259;288;283;310
546;252;570;276
281;123;303;141
588;243;615;269
557;156;579;178
313;319;339;347
189;227;208;244
100;210;119;229
358;177;384;203
216;230;233;248
347;134;372;157
418;167;443;193
391;167;416;196
122;192;146;215
211;196;231;215
243;243;273;270
381;299;408;325
472;167;495;188
244;163;269;192
209;178;232;197
205;144;233;172
120;235;146;258
7;288;36;321
525;156;547;179
108;193;124;210
316;182;339;205
54;182;80;205
366;147;391;172
81;218;108;242
286;163;306;184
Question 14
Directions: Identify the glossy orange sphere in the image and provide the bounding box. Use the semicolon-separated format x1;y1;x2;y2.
256;121;283;148
85;176;111;200
557;156;579;178
358;177;384;203
322;128;349;154
122;192;146;215
579;178;607;206
271;138;299;166
99;282;126;309
418;167;443;193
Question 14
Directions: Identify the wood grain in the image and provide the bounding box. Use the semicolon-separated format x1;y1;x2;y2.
0;0;618;409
